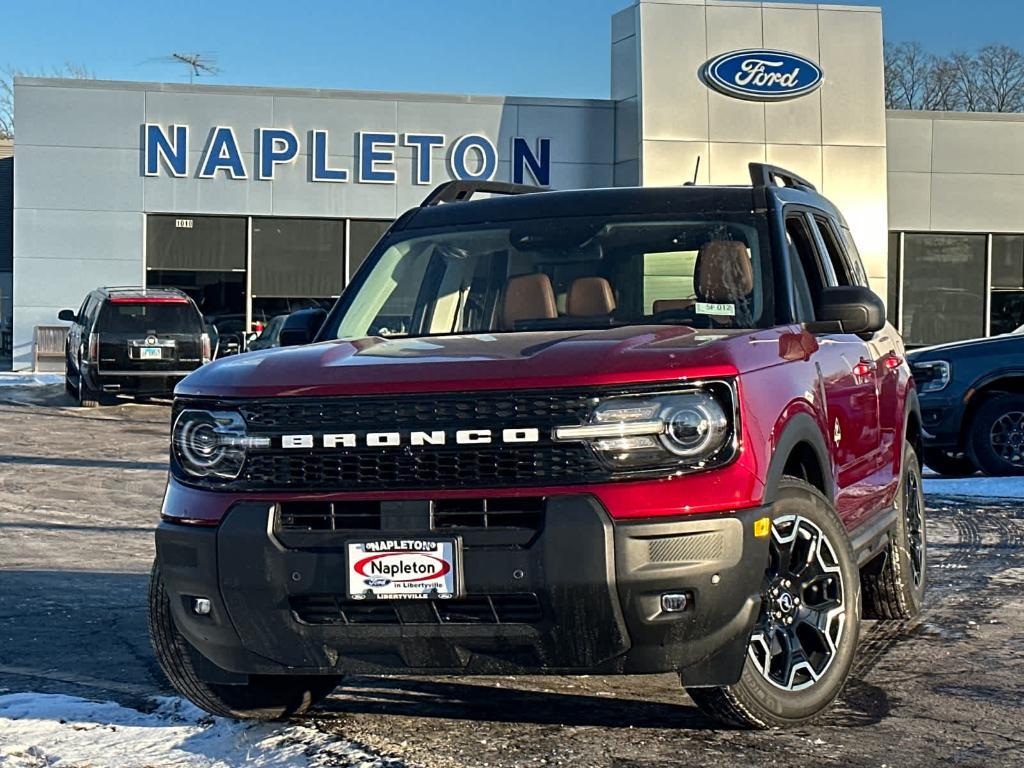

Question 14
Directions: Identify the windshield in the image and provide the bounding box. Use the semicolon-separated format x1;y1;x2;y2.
98;302;203;334
323;213;773;340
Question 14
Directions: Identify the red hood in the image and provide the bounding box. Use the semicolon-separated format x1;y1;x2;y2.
177;325;804;398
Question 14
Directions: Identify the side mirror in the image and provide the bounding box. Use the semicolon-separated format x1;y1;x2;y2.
278;308;327;347
816;285;886;335
58;309;76;322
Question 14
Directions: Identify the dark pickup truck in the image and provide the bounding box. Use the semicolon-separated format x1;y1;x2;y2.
910;330;1024;476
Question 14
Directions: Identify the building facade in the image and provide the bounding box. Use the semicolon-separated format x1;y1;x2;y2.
5;0;1024;370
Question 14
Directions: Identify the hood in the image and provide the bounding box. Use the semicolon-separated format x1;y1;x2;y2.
177;325;802;399
907;332;1022;362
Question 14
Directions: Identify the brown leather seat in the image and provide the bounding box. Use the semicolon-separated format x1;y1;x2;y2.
694;240;754;302
567;277;616;317
501;273;558;329
652;298;695;314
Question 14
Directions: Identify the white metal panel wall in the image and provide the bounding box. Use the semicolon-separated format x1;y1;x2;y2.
632;0;889;296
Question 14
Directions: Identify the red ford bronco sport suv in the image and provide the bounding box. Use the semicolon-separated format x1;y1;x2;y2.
149;164;925;729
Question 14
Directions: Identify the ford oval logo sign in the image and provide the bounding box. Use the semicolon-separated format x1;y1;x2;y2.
703;49;823;101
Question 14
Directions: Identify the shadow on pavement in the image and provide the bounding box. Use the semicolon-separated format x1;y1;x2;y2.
0;570;165;705
319;677;715;730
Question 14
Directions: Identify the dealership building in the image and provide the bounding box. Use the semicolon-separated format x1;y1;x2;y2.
5;0;1024;370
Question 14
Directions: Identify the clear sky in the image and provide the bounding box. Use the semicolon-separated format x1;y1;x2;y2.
3;0;1024;100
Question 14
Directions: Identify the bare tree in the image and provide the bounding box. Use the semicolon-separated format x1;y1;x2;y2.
922;56;961;111
885;42;934;109
886;41;1024;113
949;50;986;112
975;44;1024;112
0;62;95;139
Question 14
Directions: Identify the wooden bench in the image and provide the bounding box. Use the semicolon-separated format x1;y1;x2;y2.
33;325;68;371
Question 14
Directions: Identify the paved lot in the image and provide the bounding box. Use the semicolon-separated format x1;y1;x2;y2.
1;386;1023;767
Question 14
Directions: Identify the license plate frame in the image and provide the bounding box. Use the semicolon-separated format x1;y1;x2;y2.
346;539;460;600
139;346;162;360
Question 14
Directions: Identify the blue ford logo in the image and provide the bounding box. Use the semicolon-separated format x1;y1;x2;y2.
703;49;823;101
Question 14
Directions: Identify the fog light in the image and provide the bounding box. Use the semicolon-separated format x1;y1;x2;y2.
661;592;689;613
192;597;212;616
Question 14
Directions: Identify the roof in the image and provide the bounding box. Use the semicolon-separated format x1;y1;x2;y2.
97;286;190;301
398;185;763;231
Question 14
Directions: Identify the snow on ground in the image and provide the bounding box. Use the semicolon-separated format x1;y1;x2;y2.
0;693;401;768
924;471;1024;501
0;373;63;387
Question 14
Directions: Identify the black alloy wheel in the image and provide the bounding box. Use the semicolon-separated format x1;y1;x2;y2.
686;479;860;729
747;514;846;691
969;394;1024;476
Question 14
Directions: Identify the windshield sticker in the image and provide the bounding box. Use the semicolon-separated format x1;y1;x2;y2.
696;302;736;317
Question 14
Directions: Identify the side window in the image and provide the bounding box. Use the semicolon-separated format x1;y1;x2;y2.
81;297;99;329
813;216;853;286
785;215;828;321
839;225;870;287
76;296;91;326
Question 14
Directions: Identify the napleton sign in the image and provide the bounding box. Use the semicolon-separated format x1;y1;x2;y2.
142;124;554;186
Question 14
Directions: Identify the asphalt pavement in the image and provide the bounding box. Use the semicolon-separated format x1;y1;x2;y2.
0;385;1022;767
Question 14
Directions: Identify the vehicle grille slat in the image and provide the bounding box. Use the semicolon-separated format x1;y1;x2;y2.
291;594;542;625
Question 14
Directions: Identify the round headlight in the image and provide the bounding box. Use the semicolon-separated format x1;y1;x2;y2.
173;409;251;479
659;392;730;458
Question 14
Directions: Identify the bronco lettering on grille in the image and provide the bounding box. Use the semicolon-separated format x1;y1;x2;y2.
278;427;541;449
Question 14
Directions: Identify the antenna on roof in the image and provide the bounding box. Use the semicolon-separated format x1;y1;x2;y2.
167;52;220;84
683;155;701;186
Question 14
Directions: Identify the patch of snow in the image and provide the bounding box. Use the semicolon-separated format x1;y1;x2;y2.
0;373;63;387
0;693;400;768
923;473;1024;500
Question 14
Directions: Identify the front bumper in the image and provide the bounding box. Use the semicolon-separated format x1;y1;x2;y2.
156;494;770;686
917;392;965;449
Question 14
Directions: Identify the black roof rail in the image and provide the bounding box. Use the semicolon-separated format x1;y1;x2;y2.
419;180;546;207
748;163;817;192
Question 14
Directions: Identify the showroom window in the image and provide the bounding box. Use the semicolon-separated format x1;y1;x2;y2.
146;215;247;322
889;230;1024;347
251;218;345;323
990;235;1024;336
900;233;986;347
348;219;392;279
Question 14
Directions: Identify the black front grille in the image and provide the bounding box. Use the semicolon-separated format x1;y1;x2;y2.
246;445;605;491
238;391;595;431
291;593;543;625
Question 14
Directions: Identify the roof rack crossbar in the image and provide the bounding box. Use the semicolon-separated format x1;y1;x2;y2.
748;163;817;192
419;180;546;207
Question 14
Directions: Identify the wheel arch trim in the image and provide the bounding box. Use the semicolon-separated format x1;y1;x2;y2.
763;412;834;506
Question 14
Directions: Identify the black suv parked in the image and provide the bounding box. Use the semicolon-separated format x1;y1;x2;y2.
909;329;1024;476
59;287;210;407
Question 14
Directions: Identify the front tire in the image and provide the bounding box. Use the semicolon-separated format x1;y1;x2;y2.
923;448;976;477
148;562;340;720
862;442;927;619
686;479;860;729
968;394;1024;476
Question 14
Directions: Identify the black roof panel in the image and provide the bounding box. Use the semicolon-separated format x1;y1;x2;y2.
399;185;762;230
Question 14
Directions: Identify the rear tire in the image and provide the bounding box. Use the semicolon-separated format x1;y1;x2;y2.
922;448;976;477
148;561;340;720
968;394;1024;476
686;478;860;729
862;442;927;619
76;375;100;408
